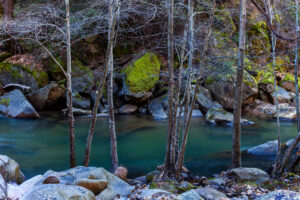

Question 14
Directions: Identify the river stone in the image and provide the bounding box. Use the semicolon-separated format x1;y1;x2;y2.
247;140;278;155
228;168;270;184
196;86;222;114
20;184;96;200
257;190;300;200
205;108;253;126
43;167;108;195
73;94;91;110
0;90;40;118
26;82;65;111
0;174;6;200
62;107;92;116
148;96;168;119
135;189;170;199
96;168;134;200
271;86;294;104
175;190;204;200
195;187;228;200
7;175;44;200
208;178;225;186
119;104;138;114
0;155;25;184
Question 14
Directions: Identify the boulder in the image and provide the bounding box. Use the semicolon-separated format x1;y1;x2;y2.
26;83;65;111
148;96;168;119
42;167;109;195
131;189;171;199
228;168;270;184
257;190;300;200
96;168;134;200
195;86;222;114
0;55;48;91
72;60;94;94
0;90;40;118
175;190;203;200
195;187;228;200
73;93;91;110
20;184;96;200
271;86;294;104
119;104;138;114
62;108;92;116
208;178;225;186
205;68;258;111
279;73;299;92
177;108;203;118
205;108;253;126
0;174;6;200
120;52;160;104
247;140;278;155
0;155;25;184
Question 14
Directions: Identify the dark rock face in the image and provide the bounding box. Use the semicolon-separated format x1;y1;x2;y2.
73;94;91;110
26;83;65;111
196;86;222;114
0;90;39;118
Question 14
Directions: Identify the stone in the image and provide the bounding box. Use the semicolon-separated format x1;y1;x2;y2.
20;184;96;200
71;61;94;94
205;108;253;126
257;190;300;200
208;178;225;186
42;176;60;184
0;174;6;200
0;90;40;118
177;108;203;118
196;86;223;114
134;189;170;199
62;107;92;116
119;104;138;114
271;86;294;104
195;187;228;200
247;140;278;155
120;53;160;104
228;168;270;184
148;96;168;119
73;93;91;110
96;168;134;200
26;82;65;111
0;155;25;184
259;83;274;94
175;190;204;200
146;170;161;183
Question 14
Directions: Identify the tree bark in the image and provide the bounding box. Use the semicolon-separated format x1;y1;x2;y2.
107;0;119;172
164;0;175;176
83;0;118;167
66;0;76;168
3;0;14;20
294;0;300;132
232;0;247;169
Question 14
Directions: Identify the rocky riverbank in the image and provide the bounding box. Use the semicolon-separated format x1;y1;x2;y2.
0;154;299;200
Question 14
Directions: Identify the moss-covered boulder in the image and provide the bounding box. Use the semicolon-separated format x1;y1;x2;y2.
120;53;160;103
279;73;300;93
0;61;48;91
71;59;94;94
204;67;258;111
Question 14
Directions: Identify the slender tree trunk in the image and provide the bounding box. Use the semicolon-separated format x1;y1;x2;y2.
3;0;14;20
83;0;118;167
294;0;300;132
164;0;175;176
107;0;119;172
232;0;247;169
66;0;76;168
175;1;215;178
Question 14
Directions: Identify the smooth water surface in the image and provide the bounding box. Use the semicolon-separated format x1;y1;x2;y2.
0;113;297;178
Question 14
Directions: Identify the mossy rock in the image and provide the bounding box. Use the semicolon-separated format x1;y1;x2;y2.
256;71;274;85
214;8;236;36
123;52;160;93
0;62;48;90
279;73;300;92
72;59;94;94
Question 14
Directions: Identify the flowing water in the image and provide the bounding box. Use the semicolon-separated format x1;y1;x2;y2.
0;113;297;178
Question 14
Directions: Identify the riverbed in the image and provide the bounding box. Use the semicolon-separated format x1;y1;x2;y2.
0;113;297;178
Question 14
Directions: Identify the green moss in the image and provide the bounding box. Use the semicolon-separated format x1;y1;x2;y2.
0;98;10;106
149;182;158;189
215;8;236;36
256;71;274;85
0;62;23;79
205;76;215;85
177;182;197;193
123;52;160;93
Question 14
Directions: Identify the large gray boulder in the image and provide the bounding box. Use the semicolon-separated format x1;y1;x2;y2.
247;140;278;155
196;86;222;114
0;90;39;118
175;190;204;200
27;83;65;111
205;108;253;126
195;187;228;200
271;86;294;104
148;95;168;119
0;155;25;184
73;93;91;110
20;184;96;200
228;168;270;184
257;190;300;200
96;168;134;200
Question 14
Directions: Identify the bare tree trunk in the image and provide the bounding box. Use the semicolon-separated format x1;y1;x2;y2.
83;0;118;167
3;0;14;20
294;0;300;132
175;1;216;178
164;0;175;176
108;0;119;172
232;0;247;169
66;0;76;168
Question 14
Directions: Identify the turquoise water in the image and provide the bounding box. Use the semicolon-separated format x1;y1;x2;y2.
0;113;297;178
